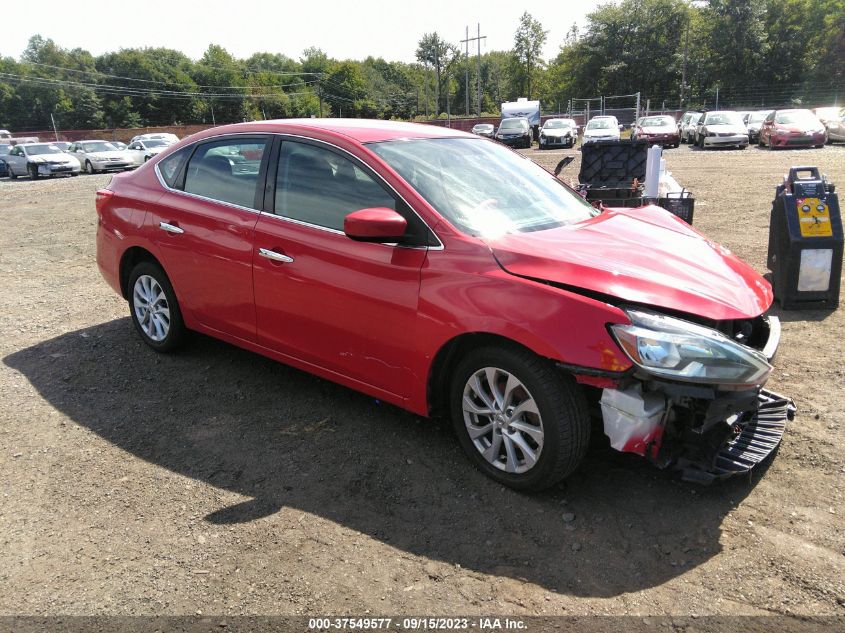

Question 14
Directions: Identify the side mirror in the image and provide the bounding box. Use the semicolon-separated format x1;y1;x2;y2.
618;124;624;131
344;207;408;243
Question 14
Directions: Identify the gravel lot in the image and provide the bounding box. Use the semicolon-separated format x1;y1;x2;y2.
1;143;843;618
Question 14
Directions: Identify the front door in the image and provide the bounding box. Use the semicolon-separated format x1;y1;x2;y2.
252;138;430;398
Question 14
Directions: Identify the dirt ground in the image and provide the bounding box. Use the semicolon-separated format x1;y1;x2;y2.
0;143;843;619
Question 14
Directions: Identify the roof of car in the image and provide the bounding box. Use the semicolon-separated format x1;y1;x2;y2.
194;118;474;144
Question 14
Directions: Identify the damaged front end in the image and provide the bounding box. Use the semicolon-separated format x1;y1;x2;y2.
581;308;794;483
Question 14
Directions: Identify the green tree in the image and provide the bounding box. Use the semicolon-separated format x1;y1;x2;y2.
511;12;548;99
415;33;459;115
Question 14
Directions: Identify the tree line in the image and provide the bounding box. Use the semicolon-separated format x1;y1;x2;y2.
0;0;842;132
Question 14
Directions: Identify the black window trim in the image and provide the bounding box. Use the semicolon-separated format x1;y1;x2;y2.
153;131;443;250
153;134;273;214
264;135;437;248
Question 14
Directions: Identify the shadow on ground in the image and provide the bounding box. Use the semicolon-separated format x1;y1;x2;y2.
4;319;767;598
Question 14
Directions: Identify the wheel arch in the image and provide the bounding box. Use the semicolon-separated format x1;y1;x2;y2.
426;332;564;417
119;246;163;300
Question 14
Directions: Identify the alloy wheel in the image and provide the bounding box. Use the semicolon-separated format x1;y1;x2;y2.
462;366;544;474
132;274;171;342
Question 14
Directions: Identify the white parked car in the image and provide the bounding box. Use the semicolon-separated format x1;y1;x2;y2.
130;132;179;146
4;143;81;179
693;111;748;149
582;116;621;144
126;139;170;165
69;140;135;174
538;118;577;149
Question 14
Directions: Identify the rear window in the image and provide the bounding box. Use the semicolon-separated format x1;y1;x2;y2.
157;147;192;188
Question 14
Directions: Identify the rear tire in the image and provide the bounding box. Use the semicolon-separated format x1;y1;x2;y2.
127;261;186;353
7;164;16;179
450;345;590;491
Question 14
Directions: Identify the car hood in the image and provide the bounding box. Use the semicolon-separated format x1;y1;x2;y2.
583;128;618;137
775;123;824;133
89;150;131;159
640;126;676;135
29;153;76;164
542;128;573;137
485;205;772;321
704;124;746;134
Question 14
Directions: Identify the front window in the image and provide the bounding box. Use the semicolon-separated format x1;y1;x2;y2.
368;137;597;237
543;120;570;129
775;110;820;126
25;144;63;156
640;116;674;128
82;141;117;152
143;139;168;148
748;112;769;124
587;119;613;130
704;112;743;126
499;119;527;131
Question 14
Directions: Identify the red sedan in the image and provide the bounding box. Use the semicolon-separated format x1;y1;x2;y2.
758;109;827;149
631;115;680;148
96;119;791;490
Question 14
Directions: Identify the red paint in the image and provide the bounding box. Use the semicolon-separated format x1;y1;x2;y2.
344;207;408;241
95;119;774;418
759;109;827;148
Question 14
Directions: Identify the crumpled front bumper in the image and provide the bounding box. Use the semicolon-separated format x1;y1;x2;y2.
676;389;795;484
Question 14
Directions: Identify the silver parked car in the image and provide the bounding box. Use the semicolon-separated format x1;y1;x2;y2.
678;111;702;144
693;111;748;149
821;110;845;143
470;123;495;138
4;143;81;179
129;132;179;146
538;118;577;149
745;110;773;143
125;139;170;165
69;140;135;174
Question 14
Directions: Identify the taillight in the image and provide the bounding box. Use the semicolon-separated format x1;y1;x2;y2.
95;189;114;215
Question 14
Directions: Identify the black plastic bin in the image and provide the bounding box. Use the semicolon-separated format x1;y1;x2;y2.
575;139;695;224
579;139;649;187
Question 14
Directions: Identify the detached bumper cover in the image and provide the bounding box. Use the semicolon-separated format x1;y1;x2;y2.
678;389;795;483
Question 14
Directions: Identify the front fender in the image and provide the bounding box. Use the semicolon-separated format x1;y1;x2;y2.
408;247;633;414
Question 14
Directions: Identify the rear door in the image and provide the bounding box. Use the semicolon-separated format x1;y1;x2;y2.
146;135;271;342
252;137;432;397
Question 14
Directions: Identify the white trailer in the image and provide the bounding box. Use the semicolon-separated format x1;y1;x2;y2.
501;98;541;139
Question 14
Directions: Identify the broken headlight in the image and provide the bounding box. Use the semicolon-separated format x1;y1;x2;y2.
610;309;772;387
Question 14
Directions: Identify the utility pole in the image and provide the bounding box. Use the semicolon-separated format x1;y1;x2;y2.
210;104;216;126
715;85;719;109
464;26;470;116
424;63;429;118
635;91;641;121
50;113;59;141
461;23;486;117
318;78;323;117
680;16;689;109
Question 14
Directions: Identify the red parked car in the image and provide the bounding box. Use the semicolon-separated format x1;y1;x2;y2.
96;119;792;490
631;115;680;148
758;109;827;149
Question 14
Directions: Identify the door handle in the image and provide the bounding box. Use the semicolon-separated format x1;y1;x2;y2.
258;248;294;263
159;221;184;234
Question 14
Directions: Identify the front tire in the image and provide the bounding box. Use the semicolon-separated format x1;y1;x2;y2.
28;164;39;179
450;346;589;491
85;160;96;175
128;261;186;352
